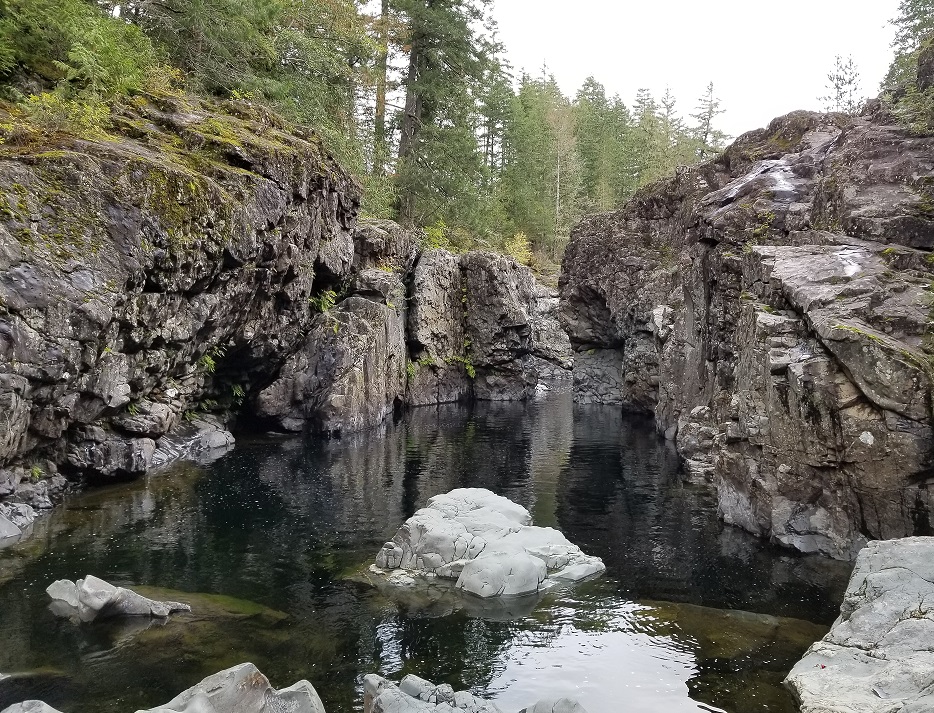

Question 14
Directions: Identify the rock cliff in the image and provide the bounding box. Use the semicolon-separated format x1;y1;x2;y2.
0;97;570;527
560;105;934;559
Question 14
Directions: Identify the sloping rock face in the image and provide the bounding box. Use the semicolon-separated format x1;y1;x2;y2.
0;94;357;506
785;537;934;712
560;107;934;559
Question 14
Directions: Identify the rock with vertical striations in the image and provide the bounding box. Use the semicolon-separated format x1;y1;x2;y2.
560;102;934;559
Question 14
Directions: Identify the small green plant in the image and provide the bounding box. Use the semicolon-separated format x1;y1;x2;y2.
24;93;110;136
30;465;43;482
198;354;217;373
406;361;417;380
446;354;476;379
504;232;533;265
309;289;338;313
127;402;140;416
183;409;197;423
231;384;246;405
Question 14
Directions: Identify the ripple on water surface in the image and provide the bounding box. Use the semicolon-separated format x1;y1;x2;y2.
0;392;852;713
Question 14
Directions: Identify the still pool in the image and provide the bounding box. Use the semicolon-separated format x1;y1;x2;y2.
0;393;853;713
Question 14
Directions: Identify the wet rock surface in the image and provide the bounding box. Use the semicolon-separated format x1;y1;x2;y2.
372;488;605;598
560;107;934;558
785;537;934;713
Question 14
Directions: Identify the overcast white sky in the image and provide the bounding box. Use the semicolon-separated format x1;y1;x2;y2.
491;0;901;138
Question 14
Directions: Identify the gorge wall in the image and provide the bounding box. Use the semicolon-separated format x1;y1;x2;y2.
0;96;569;528
560;104;934;560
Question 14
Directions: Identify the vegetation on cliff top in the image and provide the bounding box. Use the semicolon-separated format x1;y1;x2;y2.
0;0;930;271
0;0;732;274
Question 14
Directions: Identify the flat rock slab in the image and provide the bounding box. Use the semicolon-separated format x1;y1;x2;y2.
373;488;604;599
46;575;191;622
785;537;934;712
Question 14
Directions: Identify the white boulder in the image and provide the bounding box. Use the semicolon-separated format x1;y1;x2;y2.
785;537;934;713
46;575;191;621
142;662;325;713
373;488;604;599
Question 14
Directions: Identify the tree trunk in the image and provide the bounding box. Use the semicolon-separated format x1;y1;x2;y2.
396;32;423;226
373;0;389;176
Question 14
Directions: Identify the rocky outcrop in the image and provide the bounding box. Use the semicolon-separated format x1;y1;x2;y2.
45;575;190;621
364;674;502;713
0;93;358;503
371;488;605;598
785;537;934;712
0;99;570;511
257;229;573;436
1;663;326;713
560;107;934;559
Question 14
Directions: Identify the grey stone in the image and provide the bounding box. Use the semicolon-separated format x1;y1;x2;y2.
786;537;934;713
1;702;63;713
46;575;191;621
144;662;326;713
372;488;604;599
363;674;501;713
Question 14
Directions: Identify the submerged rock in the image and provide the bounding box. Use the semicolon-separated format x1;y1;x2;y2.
46;575;191;621
785;537;934;712
372;488;604;599
518;702;588;713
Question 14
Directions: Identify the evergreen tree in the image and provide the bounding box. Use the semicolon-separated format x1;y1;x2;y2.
393;0;493;228
691;81;729;159
884;0;934;92
820;54;863;114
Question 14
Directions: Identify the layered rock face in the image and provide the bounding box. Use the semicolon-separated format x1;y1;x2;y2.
0;100;570;519
560;107;934;559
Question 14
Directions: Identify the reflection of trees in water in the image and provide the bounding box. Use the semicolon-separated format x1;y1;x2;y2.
555;407;851;623
0;392;855;713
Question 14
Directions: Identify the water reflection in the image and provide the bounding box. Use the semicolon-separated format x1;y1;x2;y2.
0;392;851;713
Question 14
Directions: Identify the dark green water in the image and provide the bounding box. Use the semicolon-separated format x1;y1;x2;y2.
0;393;852;713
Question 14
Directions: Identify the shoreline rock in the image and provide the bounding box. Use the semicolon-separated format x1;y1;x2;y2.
1;663;325;713
785;537;934;712
372;488;604;599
